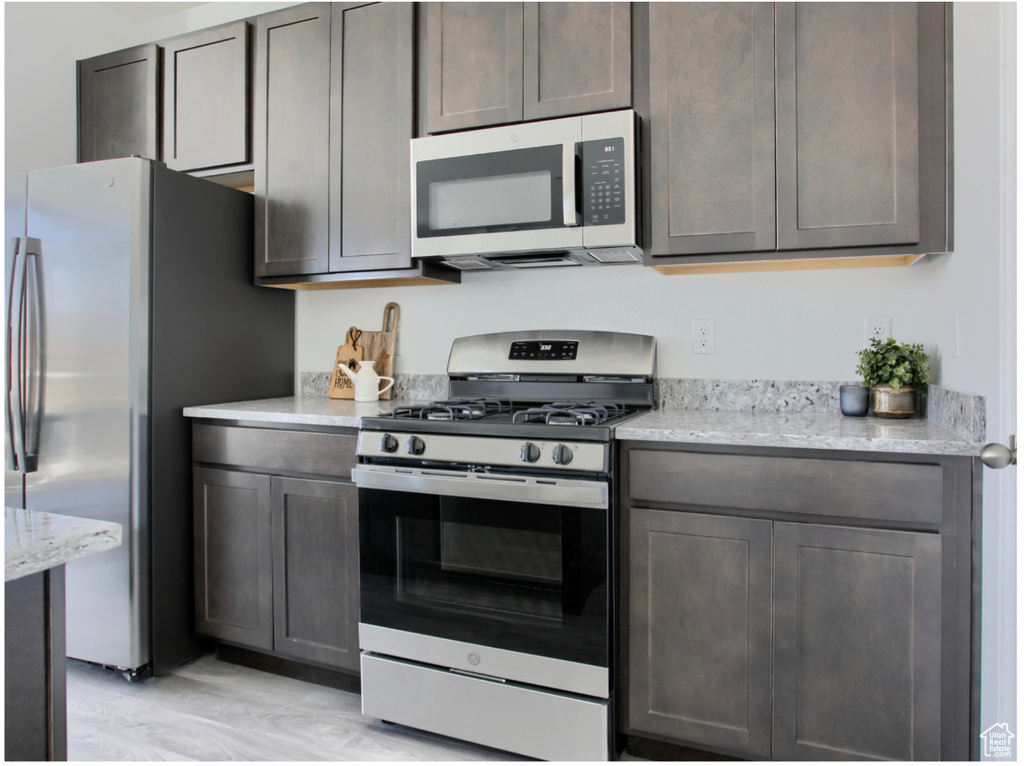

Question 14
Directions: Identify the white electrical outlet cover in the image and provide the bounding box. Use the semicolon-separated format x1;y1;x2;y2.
864;317;892;346
692;319;716;354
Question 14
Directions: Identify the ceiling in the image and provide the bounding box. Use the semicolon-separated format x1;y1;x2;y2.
97;2;207;23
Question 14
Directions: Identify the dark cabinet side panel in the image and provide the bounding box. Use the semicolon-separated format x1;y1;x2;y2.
627;508;772;757
271;477;360;671
773;522;942;760
776;2;920;249
162;21;250;172
523;2;632;121
78;44;160;163
253;3;332;277
330;2;414;272
422;2;524;134
193;467;273;650
648;3;775;256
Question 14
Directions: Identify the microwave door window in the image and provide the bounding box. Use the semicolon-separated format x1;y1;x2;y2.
416;145;564;238
429;171;552;231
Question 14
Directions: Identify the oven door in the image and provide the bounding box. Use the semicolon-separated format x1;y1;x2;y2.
411;116;584;259
355;465;611;696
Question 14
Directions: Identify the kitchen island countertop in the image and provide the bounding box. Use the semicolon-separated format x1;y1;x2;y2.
5;508;122;582
184;396;979;456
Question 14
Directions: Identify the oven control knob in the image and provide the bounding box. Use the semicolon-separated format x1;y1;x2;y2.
380;433;398;453
552;444;573;465
520;442;540;463
407;435;426;456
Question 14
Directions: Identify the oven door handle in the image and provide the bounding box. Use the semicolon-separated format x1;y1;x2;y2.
352;465;608;510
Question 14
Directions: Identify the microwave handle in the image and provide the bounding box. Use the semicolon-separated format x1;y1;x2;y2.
562;143;580;227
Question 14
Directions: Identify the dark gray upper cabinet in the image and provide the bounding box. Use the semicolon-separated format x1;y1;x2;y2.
628;508;773;756
642;2;952;269
421;2;524;134
271;477;360;672
647;2;776;256
162;21;250;173
253;3;332;278
420;2;631;135
776;2;920;250
522;2;632;121
329;1;415;273
78;44;160;163
252;2;457;288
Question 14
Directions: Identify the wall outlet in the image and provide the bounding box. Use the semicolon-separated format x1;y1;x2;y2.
864;317;892;346
692;319;716;354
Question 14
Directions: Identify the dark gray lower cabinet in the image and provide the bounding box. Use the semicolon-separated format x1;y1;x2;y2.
773;522;942;760
272;477;359;672
192;424;360;674
627;509;773;756
621;443;977;761
193;467;274;650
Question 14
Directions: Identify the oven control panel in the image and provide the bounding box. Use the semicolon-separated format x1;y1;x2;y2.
508;339;578;360
357;432;608;473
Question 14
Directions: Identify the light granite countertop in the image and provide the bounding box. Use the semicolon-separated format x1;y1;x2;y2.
184;396;980;456
183;396;408;428
5;508;122;582
617;409;980;456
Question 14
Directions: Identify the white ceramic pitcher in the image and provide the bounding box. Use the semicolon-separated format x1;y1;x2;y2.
337;359;394;402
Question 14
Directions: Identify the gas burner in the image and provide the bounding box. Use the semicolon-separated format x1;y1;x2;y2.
512;401;628;427
391;398;514;422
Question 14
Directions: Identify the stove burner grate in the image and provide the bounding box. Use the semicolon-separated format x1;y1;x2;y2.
512;401;628;427
391;398;514;421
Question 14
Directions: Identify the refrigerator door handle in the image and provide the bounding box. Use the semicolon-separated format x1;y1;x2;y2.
6;236;27;472
5;237;43;473
23;237;45;473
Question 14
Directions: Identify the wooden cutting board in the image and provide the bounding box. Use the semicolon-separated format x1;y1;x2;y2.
328;327;364;399
359;302;400;400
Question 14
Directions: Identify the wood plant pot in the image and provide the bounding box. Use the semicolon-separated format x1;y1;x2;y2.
871;385;916;418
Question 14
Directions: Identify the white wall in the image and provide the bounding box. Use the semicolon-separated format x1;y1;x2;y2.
4;0;1016;746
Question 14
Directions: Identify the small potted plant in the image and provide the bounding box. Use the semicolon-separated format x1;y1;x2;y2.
855;337;930;418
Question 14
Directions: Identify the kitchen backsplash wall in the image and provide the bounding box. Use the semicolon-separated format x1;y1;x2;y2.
300;371;985;443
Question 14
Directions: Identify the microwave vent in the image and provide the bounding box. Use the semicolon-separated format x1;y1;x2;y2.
443;256;493;271
587;249;642;264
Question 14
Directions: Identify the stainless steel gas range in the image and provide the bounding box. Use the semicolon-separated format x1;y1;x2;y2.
352;330;655;761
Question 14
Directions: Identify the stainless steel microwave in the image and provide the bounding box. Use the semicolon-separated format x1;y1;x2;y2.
411;110;641;271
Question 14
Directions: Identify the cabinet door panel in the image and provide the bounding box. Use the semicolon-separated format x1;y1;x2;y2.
773;523;941;760
78;45;160;163
523;2;631;121
253;4;331;277
330;2;414;272
422;2;524;134
272;477;360;671
648;3;775;256
777;3;920;249
193;468;273;650
628;508;772;756
163;21;249;172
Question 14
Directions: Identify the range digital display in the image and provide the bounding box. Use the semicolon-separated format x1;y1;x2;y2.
509;340;579;360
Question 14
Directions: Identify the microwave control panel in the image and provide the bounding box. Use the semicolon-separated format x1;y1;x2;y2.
580;137;626;226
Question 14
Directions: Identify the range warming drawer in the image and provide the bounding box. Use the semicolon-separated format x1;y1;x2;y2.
360;652;611;761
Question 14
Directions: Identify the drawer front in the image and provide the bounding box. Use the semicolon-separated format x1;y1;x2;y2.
628;449;943;526
193;423;357;480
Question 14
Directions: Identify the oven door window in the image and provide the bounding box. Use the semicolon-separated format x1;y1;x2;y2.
359;488;609;668
415;146;565;238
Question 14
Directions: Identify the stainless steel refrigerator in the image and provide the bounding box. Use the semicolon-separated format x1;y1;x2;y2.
5;157;294;678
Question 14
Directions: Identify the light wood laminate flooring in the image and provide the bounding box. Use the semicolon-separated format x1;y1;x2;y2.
66;653;529;761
